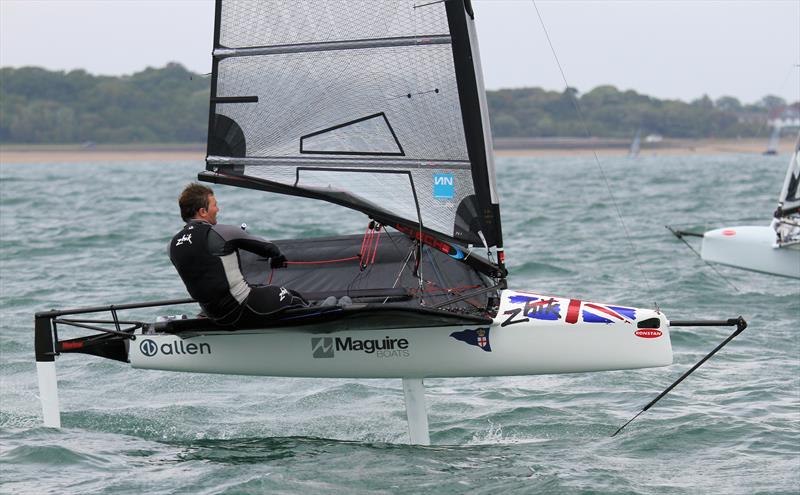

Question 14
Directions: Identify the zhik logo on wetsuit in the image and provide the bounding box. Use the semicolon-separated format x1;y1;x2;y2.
175;233;192;246
310;336;410;358
139;338;211;357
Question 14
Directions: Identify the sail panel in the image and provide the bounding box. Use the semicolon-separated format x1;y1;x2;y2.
300;113;404;156
237;164;479;243
213;46;467;160
207;0;502;254
777;133;800;214
219;0;450;49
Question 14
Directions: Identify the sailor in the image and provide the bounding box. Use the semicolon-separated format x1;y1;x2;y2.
169;183;308;325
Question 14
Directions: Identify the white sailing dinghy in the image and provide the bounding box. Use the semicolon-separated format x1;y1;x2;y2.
36;0;746;444
763;126;780;155
670;133;800;279
628;128;642;158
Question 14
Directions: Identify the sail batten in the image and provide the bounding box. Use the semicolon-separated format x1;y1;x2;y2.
207;155;472;169
205;0;504;275
214;34;452;58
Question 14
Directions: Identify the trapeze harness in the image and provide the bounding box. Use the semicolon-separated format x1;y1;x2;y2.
168;220;307;325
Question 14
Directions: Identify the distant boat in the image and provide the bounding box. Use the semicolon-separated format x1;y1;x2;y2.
670;132;800;279
764;126;780;155
628;129;641;158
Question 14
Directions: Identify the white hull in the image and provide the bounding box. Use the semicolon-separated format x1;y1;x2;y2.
702;226;800;279
129;289;673;377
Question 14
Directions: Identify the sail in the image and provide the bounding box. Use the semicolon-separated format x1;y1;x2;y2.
764;126;780;155
203;0;503;258
628;129;641;158
777;132;800;216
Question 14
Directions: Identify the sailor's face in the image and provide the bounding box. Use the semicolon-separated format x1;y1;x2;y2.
200;194;219;225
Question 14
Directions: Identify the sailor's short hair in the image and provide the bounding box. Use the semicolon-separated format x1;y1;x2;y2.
179;183;214;222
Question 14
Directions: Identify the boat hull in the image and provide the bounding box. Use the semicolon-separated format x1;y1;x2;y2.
129;290;673;378
702;226;800;279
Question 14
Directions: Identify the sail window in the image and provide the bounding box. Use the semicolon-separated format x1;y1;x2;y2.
300;113;404;156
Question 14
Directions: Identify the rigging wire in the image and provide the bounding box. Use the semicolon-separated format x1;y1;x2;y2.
531;0;659;309
665;226;740;292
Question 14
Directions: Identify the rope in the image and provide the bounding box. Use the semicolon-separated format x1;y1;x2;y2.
665;226;740;292
370;228;382;265
358;222;382;270
268;220;382;285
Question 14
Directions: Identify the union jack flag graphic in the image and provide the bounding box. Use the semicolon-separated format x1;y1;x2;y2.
565;299;636;325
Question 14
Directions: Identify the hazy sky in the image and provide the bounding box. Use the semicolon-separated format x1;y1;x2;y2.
1;0;798;104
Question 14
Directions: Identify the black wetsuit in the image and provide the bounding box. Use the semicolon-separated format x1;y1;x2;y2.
169;220;307;324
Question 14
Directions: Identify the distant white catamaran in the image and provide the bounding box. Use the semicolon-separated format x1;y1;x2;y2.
671;132;800;279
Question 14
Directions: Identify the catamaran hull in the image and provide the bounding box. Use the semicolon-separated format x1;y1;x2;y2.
702;226;800;279
129;290;672;378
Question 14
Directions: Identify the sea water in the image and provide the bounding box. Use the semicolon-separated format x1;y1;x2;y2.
1;154;798;494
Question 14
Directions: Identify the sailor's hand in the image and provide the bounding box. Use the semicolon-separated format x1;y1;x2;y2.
270;254;288;269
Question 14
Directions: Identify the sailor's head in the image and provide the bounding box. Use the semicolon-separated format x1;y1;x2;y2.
179;182;219;225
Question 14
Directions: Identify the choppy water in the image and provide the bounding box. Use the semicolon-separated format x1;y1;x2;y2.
1;153;798;494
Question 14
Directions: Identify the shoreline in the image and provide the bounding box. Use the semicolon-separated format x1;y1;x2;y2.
0;138;793;163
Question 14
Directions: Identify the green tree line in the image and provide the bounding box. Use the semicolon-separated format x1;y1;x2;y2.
0;63;208;144
487;86;784;139
0;63;789;144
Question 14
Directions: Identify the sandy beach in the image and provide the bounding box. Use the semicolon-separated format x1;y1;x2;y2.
0;144;205;164
0;138;794;164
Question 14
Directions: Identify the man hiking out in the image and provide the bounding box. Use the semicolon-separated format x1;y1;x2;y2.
169;183;308;325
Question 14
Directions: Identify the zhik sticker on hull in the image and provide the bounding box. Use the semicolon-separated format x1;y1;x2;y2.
507;295;561;321
507;294;636;325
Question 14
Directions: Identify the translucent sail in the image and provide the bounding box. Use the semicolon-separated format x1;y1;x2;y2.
628;129;641;158
777;132;800;215
203;0;502;254
765;126;781;155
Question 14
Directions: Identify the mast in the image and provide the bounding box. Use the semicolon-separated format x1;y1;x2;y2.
445;0;505;274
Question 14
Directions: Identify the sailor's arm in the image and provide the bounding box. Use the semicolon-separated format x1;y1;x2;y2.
209;223;282;258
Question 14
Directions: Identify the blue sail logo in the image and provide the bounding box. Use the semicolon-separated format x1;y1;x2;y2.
433;174;454;199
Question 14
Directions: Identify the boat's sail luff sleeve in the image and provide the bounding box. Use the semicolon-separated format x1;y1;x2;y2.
206;0;502;252
777;133;800;215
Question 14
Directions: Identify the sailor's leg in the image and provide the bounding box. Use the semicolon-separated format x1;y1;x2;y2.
244;286;309;315
36;361;61;428
402;378;430;445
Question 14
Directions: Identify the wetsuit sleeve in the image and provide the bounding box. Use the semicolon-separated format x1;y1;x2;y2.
209;224;282;258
